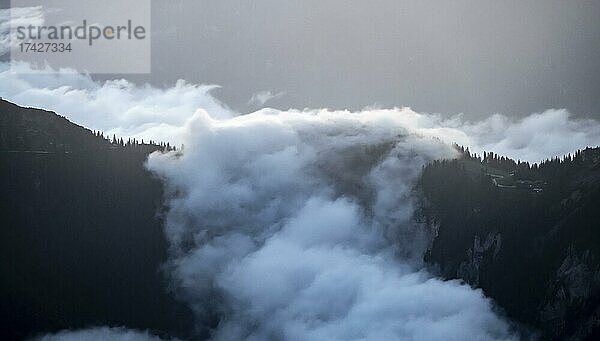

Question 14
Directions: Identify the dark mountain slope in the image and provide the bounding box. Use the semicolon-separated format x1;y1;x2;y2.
0;100;110;152
420;147;600;340
0;99;191;340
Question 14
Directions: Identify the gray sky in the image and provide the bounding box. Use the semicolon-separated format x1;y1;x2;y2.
6;0;600;119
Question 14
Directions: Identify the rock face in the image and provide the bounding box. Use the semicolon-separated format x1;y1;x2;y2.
456;232;502;286
420;147;600;340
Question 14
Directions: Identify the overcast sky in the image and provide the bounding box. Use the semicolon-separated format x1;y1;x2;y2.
5;0;600;119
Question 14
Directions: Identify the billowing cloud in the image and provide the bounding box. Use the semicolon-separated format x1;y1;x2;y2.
458;110;600;162
1;7;599;163
0;62;230;145
2;62;599;162
145;108;517;340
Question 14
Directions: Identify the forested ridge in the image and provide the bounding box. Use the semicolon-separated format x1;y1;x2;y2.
420;145;600;340
0;99;191;340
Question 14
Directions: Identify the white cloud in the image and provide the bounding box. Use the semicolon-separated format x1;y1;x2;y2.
3;62;598;162
0;62;230;145
459;110;600;162
146;108;517;340
248;90;285;107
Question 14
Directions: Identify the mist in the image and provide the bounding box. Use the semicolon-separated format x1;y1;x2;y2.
35;327;165;341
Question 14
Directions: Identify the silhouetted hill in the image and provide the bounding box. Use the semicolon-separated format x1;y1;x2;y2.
0;99;191;340
420;145;600;340
0;99;110;152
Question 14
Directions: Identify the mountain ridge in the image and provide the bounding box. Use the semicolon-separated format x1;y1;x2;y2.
420;145;600;340
0;99;191;340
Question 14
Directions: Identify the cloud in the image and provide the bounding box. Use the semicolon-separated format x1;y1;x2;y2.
459;110;600;162
1;7;599;163
0;62;231;145
2;62;598;162
146;108;517;340
33;327;168;341
248;90;285;107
